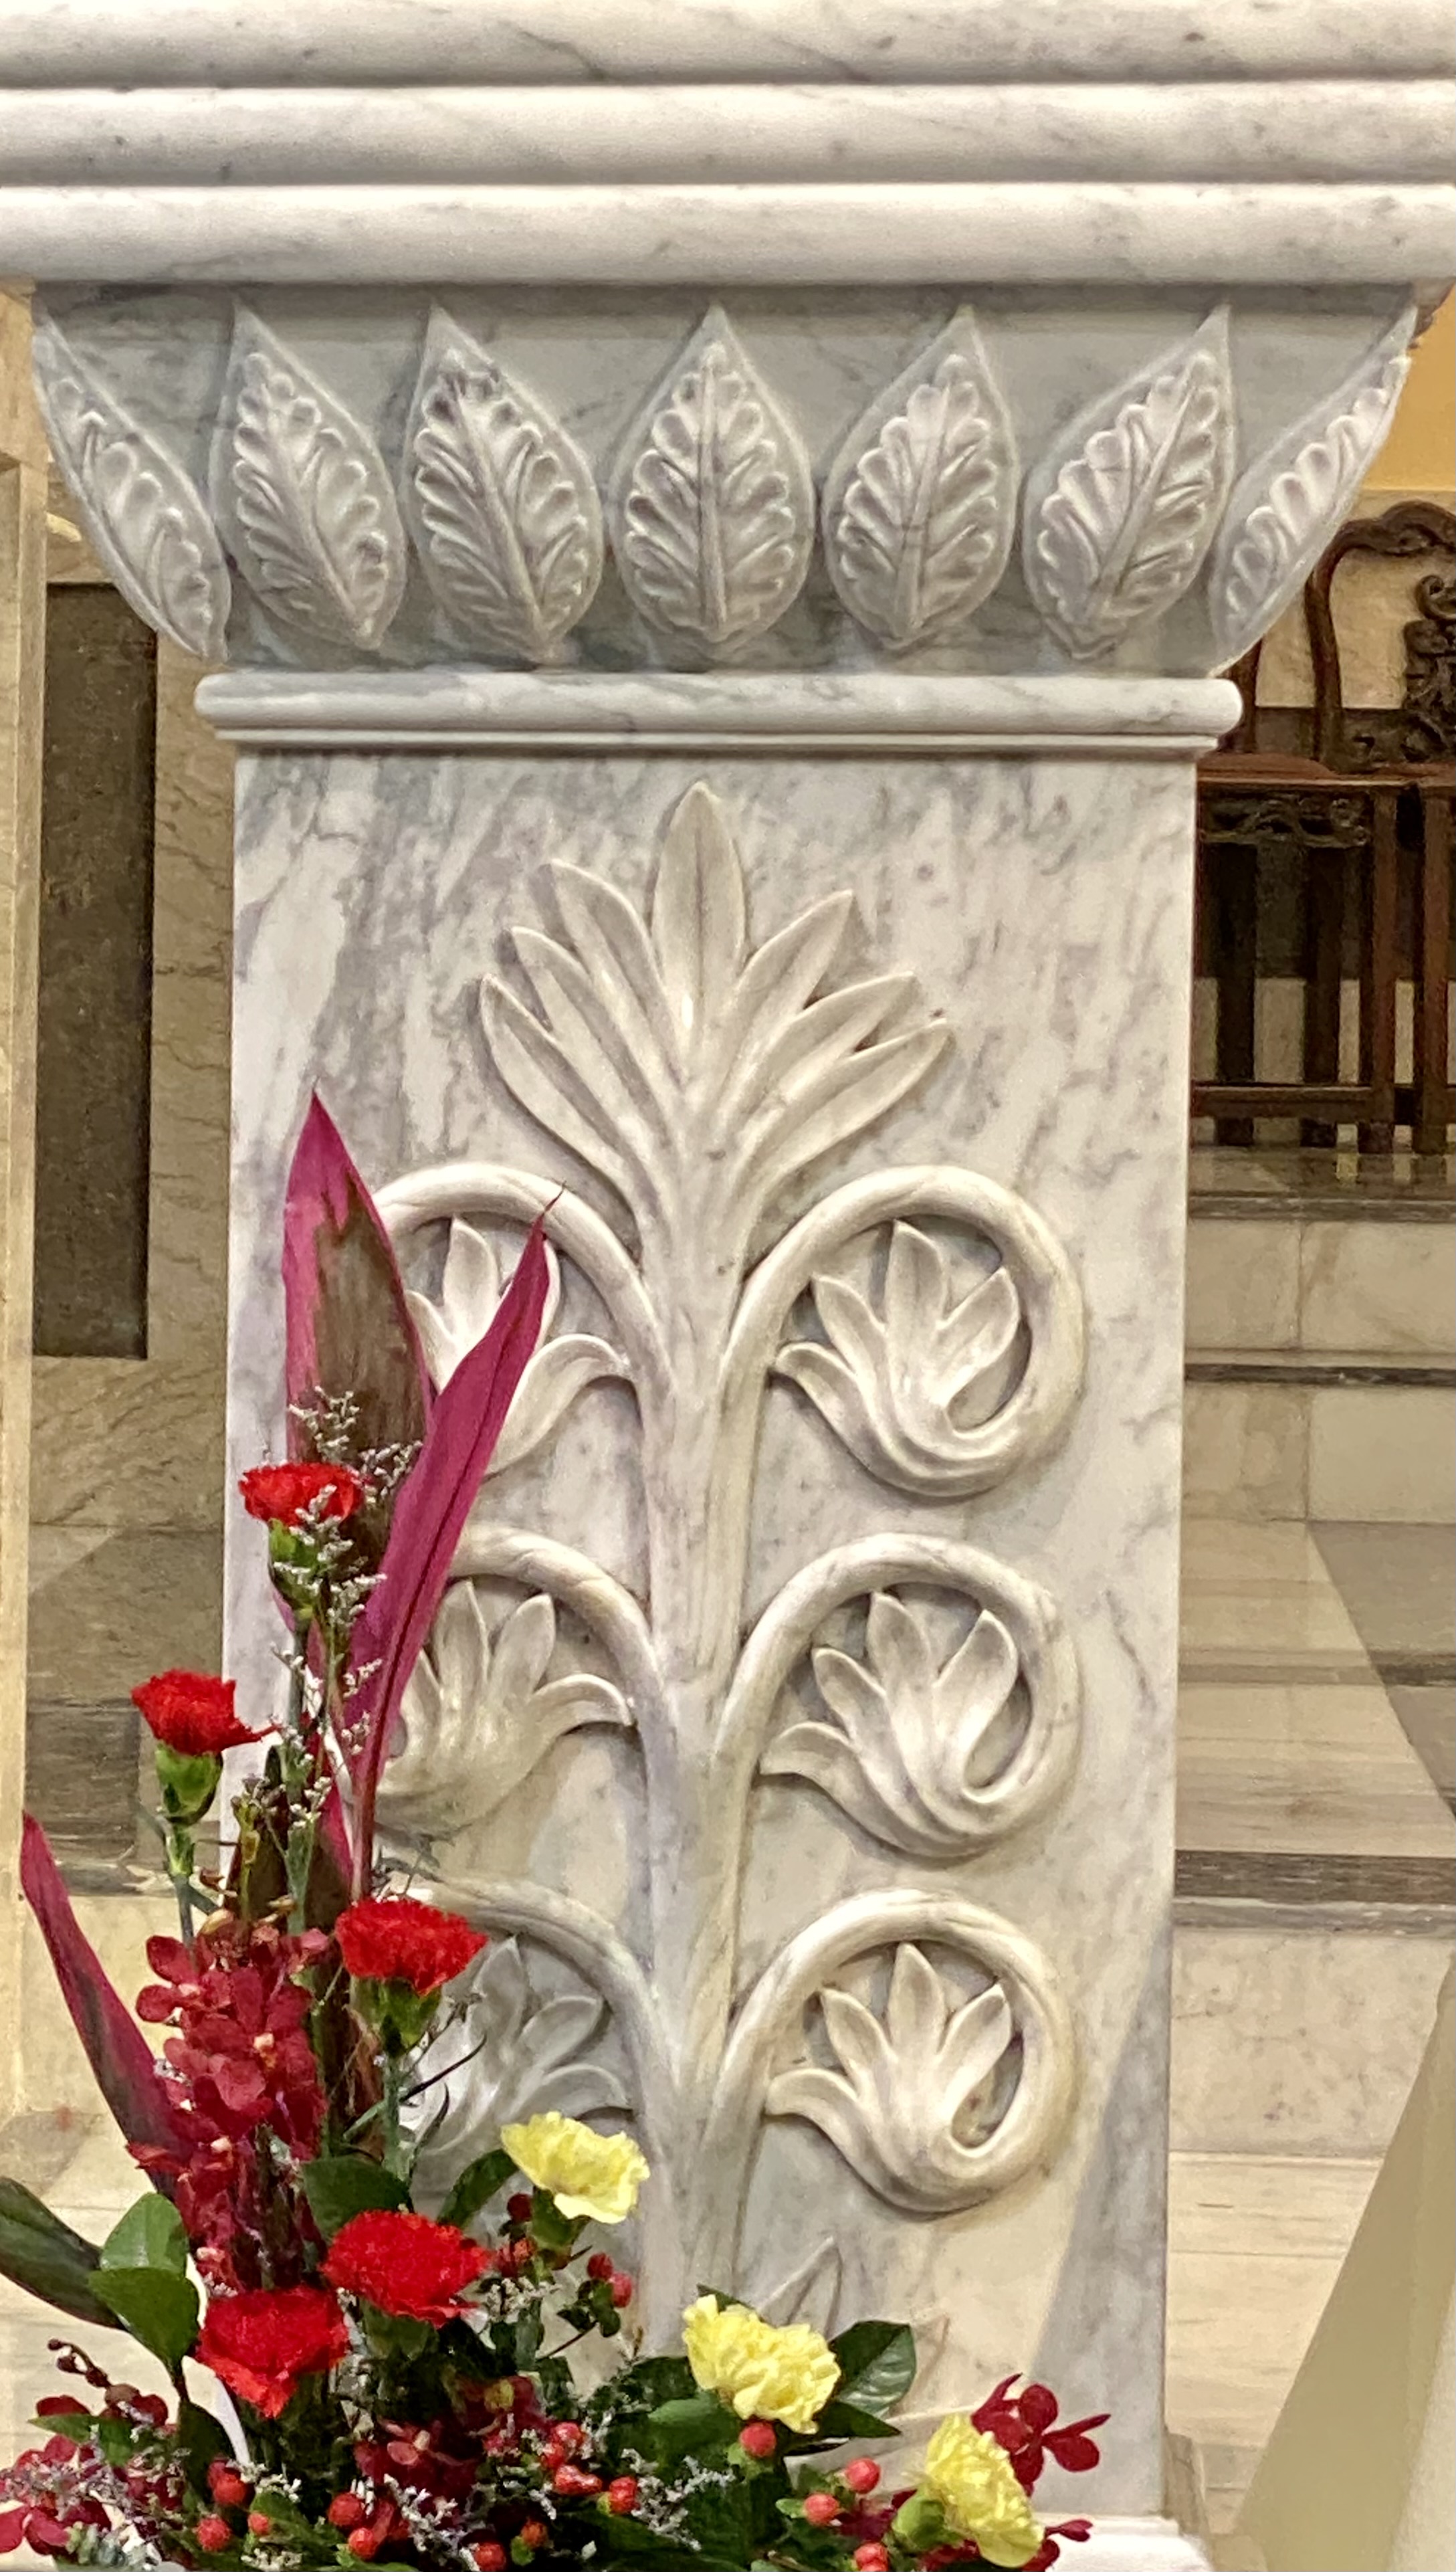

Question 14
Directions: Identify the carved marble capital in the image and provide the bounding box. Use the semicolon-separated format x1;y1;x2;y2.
29;288;1435;681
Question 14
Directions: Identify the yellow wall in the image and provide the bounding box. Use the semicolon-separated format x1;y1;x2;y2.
1364;292;1455;492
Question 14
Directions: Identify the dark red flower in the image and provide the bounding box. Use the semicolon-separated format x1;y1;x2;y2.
136;1920;328;2170
0;2438;108;2558
197;2284;349;2417
239;1461;366;1528
970;2377;1108;2492
336;1897;487;1996
131;1672;264;1758
1027;2522;1095;2572
323;2210;490;2323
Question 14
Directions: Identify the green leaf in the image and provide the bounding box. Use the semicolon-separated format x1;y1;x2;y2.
512;2302;542;2369
0;2179;115;2329
176;2399;229;2494
100;2193;189;2277
642;2389;737;2464
300;2155;410;2240
29;2407;93;2444
528;2187;580;2253
813;2397;898;2445
597;2518;739;2571
829;2319;916;2413
437;2147;515;2232
94;2266;199;2371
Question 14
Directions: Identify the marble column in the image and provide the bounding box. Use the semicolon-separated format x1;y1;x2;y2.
10;5;1450;2559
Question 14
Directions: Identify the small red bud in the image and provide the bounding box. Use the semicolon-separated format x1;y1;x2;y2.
196;2516;231;2553
509;2237;536;2272
853;2548;890;2572
739;2420;777;2460
606;2478;639;2517
608;2270;633;2308
346;2529;382;2560
552;2466;603;2498
506;2193;533;2223
247;2513;272;2537
843;2459;881;2496
519;2522;549;2552
550;2421;586;2454
208;2464;251;2509
585;2251;614;2282
803;2492;841;2526
328;2495;367;2531
472;2549;508;2572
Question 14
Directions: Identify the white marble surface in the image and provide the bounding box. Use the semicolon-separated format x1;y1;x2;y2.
2;0;1449;84
7;180;1451;286
2;82;1450;187
225;734;1201;2510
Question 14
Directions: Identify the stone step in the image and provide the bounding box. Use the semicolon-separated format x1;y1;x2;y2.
1182;1350;1455;1523
1185;1197;1455;1362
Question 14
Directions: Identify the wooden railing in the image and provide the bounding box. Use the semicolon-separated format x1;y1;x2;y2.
1194;504;1455;1157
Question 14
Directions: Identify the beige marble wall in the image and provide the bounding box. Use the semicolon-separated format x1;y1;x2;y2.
0;288;45;2119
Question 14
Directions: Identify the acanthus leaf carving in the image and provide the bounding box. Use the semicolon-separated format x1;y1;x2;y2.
380;1583;630;1836
403;308;603;663
32;305;231;660
823;311;1018;652
1025;308;1235;660
216;307;406;652
1208;304;1417;669
405;1216;624;1478
407;1937;627;2215
612;309;813;654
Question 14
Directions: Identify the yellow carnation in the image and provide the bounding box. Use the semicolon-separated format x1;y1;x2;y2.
500;2112;649;2224
682;2296;839;2435
922;2417;1043;2568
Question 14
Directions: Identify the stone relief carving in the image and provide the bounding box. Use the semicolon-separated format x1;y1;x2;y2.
611;308;815;652
214;306;407;652
34;295;1416;675
821;312;1017;652
403;308;605;661
1023;310;1236;660
31;306;231;660
405;1217;624;1477
373;781;1085;2341
1207;304;1417;670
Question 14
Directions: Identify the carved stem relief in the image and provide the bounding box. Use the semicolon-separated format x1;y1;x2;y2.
33;296;1416;675
373;783;1087;2343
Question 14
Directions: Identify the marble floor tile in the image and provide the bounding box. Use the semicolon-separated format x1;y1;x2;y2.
1307;1384;1456;1524
1182;1383;1310;1524
1176;1682;1456;1860
1312;1519;1456;1668
1386;1684;1456;1805
1170;1922;1451;2159
1178;1518;1370;1671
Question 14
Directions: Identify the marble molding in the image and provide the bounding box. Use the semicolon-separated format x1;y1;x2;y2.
18;13;1451;2567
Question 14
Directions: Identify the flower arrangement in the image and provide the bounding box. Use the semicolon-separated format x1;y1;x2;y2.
1;1102;1104;2572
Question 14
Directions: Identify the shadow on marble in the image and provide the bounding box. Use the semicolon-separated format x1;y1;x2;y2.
1179;1518;1370;1673
27;1526;221;1702
1312;1520;1456;1668
1176;1681;1456;1861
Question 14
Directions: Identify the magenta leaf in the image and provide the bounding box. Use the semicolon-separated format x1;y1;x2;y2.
283;1097;431;1554
346;1222;550;1894
19;1816;189;2168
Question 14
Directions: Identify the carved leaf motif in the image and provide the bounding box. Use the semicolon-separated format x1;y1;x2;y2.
615;310;813;650
482;783;946;1266
407;1939;625;2213
778;1221;1024;1494
404;310;603;660
406;1217;623;1477
764;1592;1028;1858
767;1945;1019;2214
823;316;1017;650
380;1583;630;1836
32;309;230;659
1209;307;1416;668
219;309;406;650
1025;309;1235;658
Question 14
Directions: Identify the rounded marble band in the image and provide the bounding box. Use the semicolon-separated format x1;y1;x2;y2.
195;669;1243;757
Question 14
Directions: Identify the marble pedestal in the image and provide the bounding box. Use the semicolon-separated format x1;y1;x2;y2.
203;672;1234;2529
13;5;1450;2560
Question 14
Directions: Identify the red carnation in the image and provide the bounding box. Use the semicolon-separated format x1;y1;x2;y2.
197;2284;349;2417
336;1897;487;1997
239;1461;366;1528
131;1671;265;1758
323;2211;490;2324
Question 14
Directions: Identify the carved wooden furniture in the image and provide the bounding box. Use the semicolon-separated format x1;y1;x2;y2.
1195;500;1455;1155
